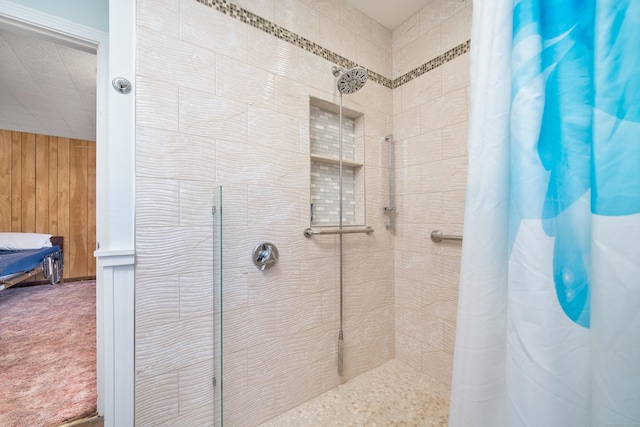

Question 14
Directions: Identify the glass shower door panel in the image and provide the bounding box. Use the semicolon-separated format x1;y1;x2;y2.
213;185;223;426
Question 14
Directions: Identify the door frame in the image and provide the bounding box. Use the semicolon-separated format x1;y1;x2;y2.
0;1;136;426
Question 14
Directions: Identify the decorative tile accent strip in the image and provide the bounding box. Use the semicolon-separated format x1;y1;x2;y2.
392;40;471;88
195;0;470;89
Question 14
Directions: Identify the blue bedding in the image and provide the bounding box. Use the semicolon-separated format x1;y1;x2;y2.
0;246;61;277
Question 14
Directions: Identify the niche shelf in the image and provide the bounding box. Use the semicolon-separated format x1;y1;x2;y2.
309;97;366;227
310;153;363;168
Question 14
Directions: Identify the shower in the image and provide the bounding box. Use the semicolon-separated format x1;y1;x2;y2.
332;65;368;376
332;66;368;94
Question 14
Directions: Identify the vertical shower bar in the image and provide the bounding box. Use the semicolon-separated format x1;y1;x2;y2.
338;92;344;377
385;134;395;230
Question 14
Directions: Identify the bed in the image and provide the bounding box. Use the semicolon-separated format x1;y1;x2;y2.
0;233;65;291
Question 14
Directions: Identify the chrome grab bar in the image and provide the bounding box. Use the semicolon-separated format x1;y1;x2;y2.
304;226;374;238
430;230;463;242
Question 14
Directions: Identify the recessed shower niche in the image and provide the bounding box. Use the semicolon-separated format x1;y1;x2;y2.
309;98;365;226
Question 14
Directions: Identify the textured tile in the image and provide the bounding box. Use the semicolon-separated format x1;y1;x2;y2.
422;284;459;323
136;127;216;181
442;189;466;225
138;0;179;36
421;156;468;193
135;177;180;227
137;26;216;93
422;313;445;349
441;52;470;95
275;292;323;336
179;87;247;142
136;226;212;274
275;149;309;191
232;0;275;21
216;140;274;185
223;303;276;353
275;77;310;120
136;316;213;377
401;67;442;111
135;370;179;426
135;273;180;329
178;180;218;227
247;186;303;225
392;13;420;51
274;0;320;44
442;254;462;289
180;0;248;62
136;76;179;132
442;120;468;160
216;55;275;108
248;106;300;152
247;334;301;382
225;375;276;426
371;20;392;52
393;107;421;139
176;359;214;424
219;225;276;269
395;278;422;311
420;0;467;34
400;27;442;78
274;360;324;415
396;331;423;371
179;270;214;320
222;348;248;397
443;320;457;354
319;15;357;64
248;27;299;80
441;4;473;51
397;131;443;168
400;251;429;283
421;344;454;385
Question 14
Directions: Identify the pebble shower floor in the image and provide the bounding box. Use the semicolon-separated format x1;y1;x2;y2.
259;359;450;426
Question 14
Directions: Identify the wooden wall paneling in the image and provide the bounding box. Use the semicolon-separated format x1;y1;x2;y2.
35;134;49;233
1;130;96;279
58;137;71;273
0;130;10;230
48;136;59;236
21;133;36;232
69;139;88;278
87;141;97;275
10;132;21;231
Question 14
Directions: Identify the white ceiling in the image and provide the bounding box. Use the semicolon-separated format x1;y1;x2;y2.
0;27;96;141
345;0;434;30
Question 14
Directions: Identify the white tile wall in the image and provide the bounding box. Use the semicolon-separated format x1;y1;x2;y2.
392;0;471;396
135;0;469;425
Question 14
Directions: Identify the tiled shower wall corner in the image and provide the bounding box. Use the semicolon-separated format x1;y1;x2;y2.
134;0;470;425
135;0;394;425
392;0;471;384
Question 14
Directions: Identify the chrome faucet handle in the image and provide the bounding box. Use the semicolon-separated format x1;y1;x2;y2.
252;242;279;271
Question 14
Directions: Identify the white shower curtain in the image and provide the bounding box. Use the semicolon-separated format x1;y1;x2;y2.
449;1;640;426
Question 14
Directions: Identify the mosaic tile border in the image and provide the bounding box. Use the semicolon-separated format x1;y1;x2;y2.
392;40;471;88
196;0;470;89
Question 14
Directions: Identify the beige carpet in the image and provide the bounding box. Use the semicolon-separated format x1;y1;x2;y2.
0;280;97;427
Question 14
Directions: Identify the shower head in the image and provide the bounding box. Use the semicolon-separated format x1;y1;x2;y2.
331;66;368;94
